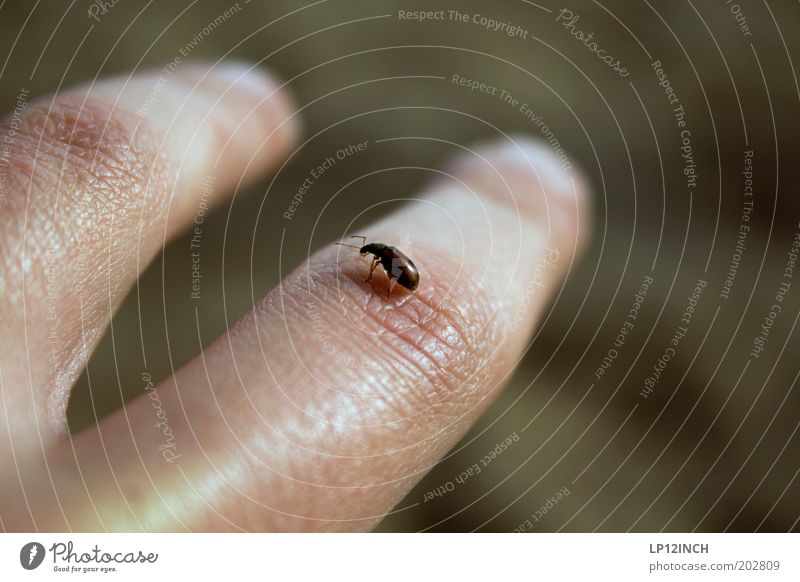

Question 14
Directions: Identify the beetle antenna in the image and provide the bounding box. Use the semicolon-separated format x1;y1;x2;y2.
335;234;367;249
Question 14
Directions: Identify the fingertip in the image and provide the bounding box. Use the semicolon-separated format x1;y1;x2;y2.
73;60;300;202
207;60;302;154
442;135;591;256
169;61;300;192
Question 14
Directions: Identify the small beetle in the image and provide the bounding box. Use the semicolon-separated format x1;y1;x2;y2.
336;235;420;299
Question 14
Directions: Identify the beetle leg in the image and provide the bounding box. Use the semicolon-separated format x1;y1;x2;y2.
387;278;395;300
364;258;379;283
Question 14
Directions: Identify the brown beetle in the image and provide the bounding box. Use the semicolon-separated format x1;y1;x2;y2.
336;235;420;299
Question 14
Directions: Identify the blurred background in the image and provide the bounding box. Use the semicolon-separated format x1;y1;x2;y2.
1;0;799;531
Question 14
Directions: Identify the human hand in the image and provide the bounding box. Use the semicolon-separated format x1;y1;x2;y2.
0;62;588;531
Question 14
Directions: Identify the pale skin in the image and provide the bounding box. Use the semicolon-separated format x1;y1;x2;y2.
0;62;589;531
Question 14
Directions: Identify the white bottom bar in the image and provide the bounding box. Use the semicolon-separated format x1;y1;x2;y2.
1;533;797;580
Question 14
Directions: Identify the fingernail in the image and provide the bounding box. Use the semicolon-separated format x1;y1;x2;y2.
213;61;277;97
492;136;576;197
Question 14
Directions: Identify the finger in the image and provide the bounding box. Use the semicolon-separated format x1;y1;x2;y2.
0;62;299;442
17;137;588;531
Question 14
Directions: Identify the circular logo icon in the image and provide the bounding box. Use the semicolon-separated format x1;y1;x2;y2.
20;542;46;570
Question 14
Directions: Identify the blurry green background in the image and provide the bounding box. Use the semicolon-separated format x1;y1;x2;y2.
2;0;799;531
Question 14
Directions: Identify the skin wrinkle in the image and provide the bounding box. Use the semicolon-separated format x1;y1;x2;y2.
112;353;342;531
10;98;171;223
186;243;502;519
371;308;481;417
41;399;250;532
1;97;173;309
268;246;498;436
168;409;348;532
0;96;174;433
209;421;417;530
189;356;364;526
182;444;282;532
